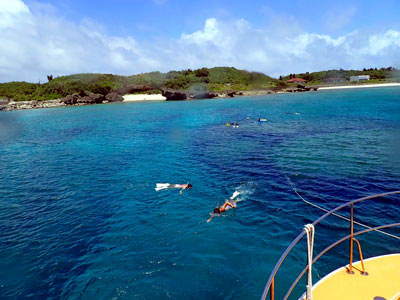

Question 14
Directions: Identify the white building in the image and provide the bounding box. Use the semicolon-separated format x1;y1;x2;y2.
350;75;370;82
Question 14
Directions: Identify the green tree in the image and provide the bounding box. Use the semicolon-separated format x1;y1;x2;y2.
194;68;209;77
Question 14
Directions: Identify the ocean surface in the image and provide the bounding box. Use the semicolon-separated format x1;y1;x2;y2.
0;87;399;300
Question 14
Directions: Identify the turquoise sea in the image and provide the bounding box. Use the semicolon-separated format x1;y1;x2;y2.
0;88;399;299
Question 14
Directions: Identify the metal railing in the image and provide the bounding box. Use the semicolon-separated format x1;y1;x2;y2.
260;191;400;300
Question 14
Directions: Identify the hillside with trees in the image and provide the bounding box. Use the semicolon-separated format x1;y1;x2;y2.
280;67;400;85
0;67;276;102
1;66;399;102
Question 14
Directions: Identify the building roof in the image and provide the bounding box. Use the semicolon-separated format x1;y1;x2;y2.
287;78;306;82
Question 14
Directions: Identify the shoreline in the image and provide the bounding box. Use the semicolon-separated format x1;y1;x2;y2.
2;82;399;112
318;83;400;90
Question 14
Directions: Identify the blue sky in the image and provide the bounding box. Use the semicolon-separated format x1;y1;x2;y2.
27;0;400;38
1;0;400;82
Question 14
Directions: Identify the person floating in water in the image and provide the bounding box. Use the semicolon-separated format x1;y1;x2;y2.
207;200;236;223
155;183;192;195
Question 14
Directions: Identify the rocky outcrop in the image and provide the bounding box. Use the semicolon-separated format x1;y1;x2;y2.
162;89;221;100
162;89;187;100
161;89;254;100
0;99;9;111
105;92;124;102
227;91;244;97
1;85;319;111
2;90;124;111
4;99;65;111
188;91;219;99
296;84;311;91
284;86;312;93
241;90;273;97
79;92;104;104
61;95;78;105
61;91;105;105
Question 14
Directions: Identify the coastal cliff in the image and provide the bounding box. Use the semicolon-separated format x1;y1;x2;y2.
1;91;124;111
1;66;396;111
0;86;319;111
0;67;276;107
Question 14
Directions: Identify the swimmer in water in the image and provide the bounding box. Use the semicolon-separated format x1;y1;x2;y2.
155;183;192;195
172;183;192;195
207;200;236;223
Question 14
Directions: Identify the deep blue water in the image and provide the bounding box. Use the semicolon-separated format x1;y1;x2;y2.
0;87;399;300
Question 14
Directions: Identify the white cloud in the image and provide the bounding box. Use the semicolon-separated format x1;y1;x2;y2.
366;30;400;55
0;0;29;16
0;0;399;82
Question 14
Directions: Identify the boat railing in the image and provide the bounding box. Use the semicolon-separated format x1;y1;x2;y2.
260;190;400;300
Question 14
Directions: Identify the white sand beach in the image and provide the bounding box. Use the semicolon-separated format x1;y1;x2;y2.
318;83;400;90
123;94;166;102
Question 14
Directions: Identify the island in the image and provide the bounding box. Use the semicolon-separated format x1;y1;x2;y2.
0;67;399;111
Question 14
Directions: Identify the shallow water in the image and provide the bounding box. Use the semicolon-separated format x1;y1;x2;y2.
0;88;399;299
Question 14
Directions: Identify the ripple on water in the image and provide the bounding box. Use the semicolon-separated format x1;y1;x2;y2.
0;88;399;299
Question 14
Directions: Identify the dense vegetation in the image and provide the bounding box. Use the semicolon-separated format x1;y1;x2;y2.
0;67;276;101
280;67;400;85
0;74;126;101
1;66;399;101
162;67;277;91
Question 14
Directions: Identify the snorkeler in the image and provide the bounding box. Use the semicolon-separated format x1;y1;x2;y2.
207;191;240;223
207;200;236;223
155;183;192;195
